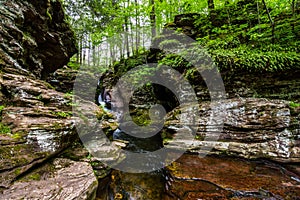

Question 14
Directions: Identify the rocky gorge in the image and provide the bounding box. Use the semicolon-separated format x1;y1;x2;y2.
0;0;300;199
0;0;116;198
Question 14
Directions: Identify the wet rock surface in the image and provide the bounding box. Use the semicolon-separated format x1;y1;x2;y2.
2;158;98;200
0;0;118;198
165;154;300;200
0;0;77;79
0;71;117;190
46;66;78;93
164;98;300;163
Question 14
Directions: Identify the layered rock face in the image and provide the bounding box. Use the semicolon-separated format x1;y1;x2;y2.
0;0;77;79
164;98;300;163
163;98;300;199
0;0;114;199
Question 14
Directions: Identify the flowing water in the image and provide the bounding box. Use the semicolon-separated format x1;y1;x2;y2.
95;87;300;200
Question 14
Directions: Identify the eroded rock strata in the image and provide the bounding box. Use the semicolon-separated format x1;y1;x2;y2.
0;0;117;198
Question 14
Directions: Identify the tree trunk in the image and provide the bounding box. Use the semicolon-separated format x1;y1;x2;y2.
135;0;140;55
208;0;216;26
292;0;295;33
262;0;275;43
79;35;83;65
257;0;261;34
150;0;156;38
124;4;130;58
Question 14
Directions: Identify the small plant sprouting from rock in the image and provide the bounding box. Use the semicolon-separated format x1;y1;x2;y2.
51;111;72;118
290;101;300;108
0;105;5;113
64;91;74;99
0;122;11;135
0;105;11;135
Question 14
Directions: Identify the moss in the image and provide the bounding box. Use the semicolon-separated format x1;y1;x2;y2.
11;132;23;140
195;135;204;140
14;168;21;176
289;101;300;116
66;102;79;107
27;173;41;181
158;39;181;50
44;82;55;90
78;112;88;123
36;94;43;100
64;92;73;99
0;105;4;113
130;108;151;126
51;111;72;118
0;122;11;135
290;101;300;108
52;122;64;130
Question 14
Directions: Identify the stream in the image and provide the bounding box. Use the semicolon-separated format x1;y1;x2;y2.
95;86;300;200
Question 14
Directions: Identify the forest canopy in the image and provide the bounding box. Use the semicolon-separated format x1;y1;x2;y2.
62;0;300;70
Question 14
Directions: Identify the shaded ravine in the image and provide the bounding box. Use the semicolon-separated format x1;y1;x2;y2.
95;90;300;200
98;153;300;200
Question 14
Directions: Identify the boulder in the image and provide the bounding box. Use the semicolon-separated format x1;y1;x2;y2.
0;72;118;189
1;158;98;200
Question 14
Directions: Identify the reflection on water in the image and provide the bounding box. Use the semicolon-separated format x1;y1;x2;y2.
108;170;165;200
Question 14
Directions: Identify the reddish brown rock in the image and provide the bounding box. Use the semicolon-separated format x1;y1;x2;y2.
165;154;300;199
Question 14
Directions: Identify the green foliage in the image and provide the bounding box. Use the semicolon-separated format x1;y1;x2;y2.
46;7;52;21
131;108;151;126
158;54;190;71
11;132;23;140
67;61;80;70
0;122;11;135
27;173;41;181
64;91;73;98
158;39;181;50
64;0;300;77
114;53;148;79
0;105;4;113
290;101;300;108
211;45;300;72
51;111;72;118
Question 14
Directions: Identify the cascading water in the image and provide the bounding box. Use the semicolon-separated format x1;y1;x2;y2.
96;79;167;200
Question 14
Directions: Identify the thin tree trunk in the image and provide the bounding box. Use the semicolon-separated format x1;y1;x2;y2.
150;0;156;38
97;45;100;66
124;1;130;58
208;0;216;27
225;0;231;27
82;36;86;65
135;0;140;55
76;35;80;63
257;0;261;34
79;35;83;65
262;0;275;43
292;0;295;33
